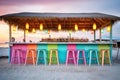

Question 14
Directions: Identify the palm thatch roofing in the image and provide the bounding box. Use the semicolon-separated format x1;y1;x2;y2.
1;12;120;31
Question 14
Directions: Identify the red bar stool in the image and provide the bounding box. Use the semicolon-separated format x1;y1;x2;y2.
25;49;36;65
11;49;23;64
49;49;59;65
66;49;76;66
77;50;86;66
100;49;112;66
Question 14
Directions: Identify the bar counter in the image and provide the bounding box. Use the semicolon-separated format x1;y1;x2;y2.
10;42;113;64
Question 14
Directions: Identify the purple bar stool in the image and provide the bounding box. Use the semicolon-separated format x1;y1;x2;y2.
77;50;86;66
66;49;76;66
11;49;23;64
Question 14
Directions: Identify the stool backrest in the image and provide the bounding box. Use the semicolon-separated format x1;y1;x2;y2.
117;42;120;48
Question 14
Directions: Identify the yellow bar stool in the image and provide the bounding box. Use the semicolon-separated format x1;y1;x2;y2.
25;49;36;65
100;49;112;66
49;49;59;65
11;49;23;64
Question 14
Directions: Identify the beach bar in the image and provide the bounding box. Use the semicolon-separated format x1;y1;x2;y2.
0;12;120;65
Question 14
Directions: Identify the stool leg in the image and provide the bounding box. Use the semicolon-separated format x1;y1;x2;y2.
95;51;99;66
25;50;29;65
89;51;92;66
66;51;69;66
73;51;76;65
77;51;79;65
116;48;119;60
102;51;105;66
56;51;59;65
44;51;47;65
32;51;35;65
82;51;86;66
11;50;15;64
18;51;21;65
49;50;52;65
36;51;40;65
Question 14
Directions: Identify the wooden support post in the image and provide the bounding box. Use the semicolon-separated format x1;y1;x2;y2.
99;29;102;42
94;30;96;42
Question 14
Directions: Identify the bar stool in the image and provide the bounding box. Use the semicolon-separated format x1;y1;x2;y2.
66;49;76;65
77;50;86;66
25;49;36;65
49;49;59;65
36;49;47;65
11;49;23;64
88;49;99;66
100;49;111;66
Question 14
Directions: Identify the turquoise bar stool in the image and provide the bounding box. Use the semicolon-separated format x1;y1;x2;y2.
11;49;23;64
88;49;99;66
77;49;86;66
36;49;47;65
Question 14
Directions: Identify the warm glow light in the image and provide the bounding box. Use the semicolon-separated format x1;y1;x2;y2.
93;23;97;30
32;28;36;33
26;23;29;29
74;24;78;31
107;25;111;32
58;24;61;30
48;30;50;34
12;25;17;31
82;29;86;32
40;23;43;30
26;30;29;33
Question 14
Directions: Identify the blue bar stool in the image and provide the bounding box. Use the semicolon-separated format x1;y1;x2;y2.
88;49;99;66
36;49;47;65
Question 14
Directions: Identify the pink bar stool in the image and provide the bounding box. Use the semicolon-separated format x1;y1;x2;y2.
25;49;36;65
77;50;86;66
66;49;76;65
11;49;23;64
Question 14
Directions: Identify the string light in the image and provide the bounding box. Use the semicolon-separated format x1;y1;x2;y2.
40;23;43;30
93;23;97;30
74;24;78;31
26;23;29;29
107;25;111;32
58;24;61;31
32;28;36;33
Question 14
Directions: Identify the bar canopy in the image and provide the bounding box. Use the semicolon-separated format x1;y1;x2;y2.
0;12;120;31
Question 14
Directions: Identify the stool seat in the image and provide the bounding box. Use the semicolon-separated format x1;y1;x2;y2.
49;49;59;65
100;49;111;66
25;49;36;65
77;50;86;66
66;49;76;65
36;49;47;65
11;49;23;64
88;49;99;66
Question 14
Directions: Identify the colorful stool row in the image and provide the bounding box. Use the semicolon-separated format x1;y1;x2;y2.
11;49;111;66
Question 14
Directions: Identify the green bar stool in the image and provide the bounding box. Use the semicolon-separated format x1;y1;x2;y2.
88;49;99;66
36;49;47;65
49;49;59;65
100;49;111;66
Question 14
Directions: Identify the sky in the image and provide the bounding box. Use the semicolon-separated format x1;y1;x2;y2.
0;0;120;44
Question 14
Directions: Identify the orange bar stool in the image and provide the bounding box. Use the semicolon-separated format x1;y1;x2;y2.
49;49;59;65
88;49;99;66
36;49;47;65
100;49;112;66
77;50;86;66
66;49;76;66
11;49;23;64
25;49;36;65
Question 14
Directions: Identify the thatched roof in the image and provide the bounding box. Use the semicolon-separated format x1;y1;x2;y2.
1;12;120;31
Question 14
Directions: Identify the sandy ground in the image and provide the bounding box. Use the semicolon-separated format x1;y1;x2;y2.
0;48;120;80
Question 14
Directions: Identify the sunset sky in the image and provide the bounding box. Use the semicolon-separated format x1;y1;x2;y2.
0;0;120;43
